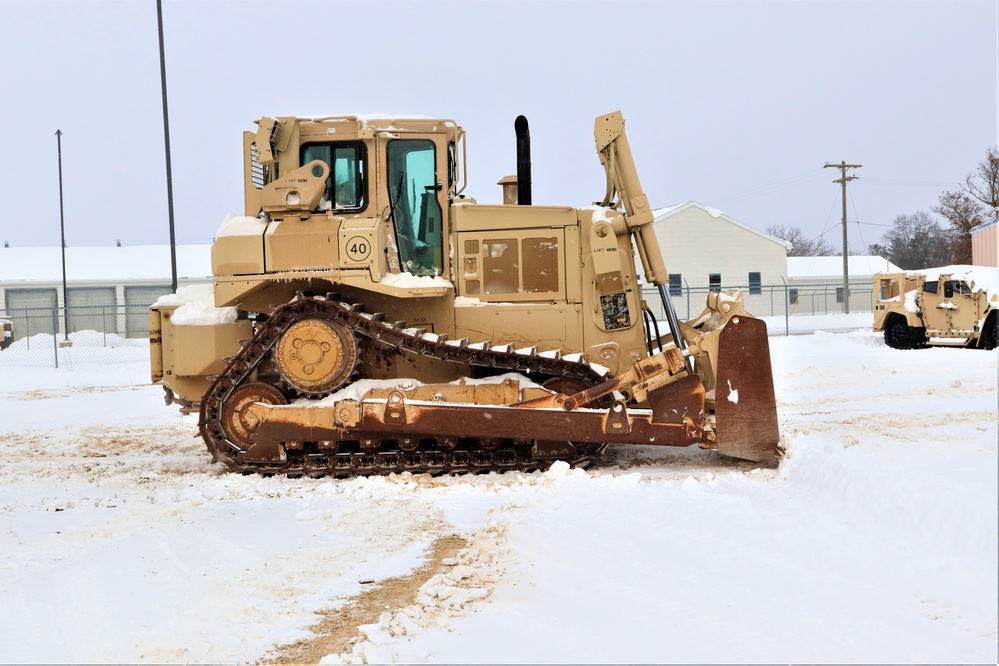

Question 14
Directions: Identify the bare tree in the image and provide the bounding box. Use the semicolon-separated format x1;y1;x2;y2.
934;147;998;263
963;146;999;209
765;224;834;257
875;211;953;270
932;190;986;263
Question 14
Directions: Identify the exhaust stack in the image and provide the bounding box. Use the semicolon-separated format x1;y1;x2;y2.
514;115;531;205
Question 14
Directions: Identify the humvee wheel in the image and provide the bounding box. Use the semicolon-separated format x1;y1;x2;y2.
276;318;357;393
979;313;998;350
884;316;915;350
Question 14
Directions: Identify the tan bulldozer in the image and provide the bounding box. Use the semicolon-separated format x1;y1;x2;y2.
150;111;781;476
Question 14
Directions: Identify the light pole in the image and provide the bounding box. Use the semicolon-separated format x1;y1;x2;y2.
55;129;70;344
156;0;178;293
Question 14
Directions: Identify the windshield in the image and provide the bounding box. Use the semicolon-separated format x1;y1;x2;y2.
387;139;443;276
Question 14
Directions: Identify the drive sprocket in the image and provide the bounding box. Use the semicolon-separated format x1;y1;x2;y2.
275;317;357;394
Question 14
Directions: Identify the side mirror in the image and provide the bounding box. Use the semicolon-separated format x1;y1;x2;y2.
944;283;954;298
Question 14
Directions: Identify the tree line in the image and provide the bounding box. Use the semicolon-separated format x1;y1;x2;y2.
767;148;998;269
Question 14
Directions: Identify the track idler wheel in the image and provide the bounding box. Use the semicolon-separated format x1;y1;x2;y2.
220;382;288;450
276;318;357;394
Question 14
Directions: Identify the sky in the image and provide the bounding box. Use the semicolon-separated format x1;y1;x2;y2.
0;0;996;256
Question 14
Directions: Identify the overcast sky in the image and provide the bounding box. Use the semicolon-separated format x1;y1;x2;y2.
1;0;995;256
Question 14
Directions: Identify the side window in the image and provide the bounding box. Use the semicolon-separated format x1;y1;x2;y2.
836;287;845;303
387;139;443;276
709;273;721;293
924;281;938;295
300;142;366;212
668;273;682;297
521;237;559;292
748;272;762;295
483;239;520;294
945;280;972;295
788;288;799;305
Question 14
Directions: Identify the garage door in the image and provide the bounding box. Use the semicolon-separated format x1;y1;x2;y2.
125;285;171;338
4;288;58;341
67;287;117;335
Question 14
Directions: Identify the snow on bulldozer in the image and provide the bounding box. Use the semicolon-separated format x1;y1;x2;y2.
149;111;781;477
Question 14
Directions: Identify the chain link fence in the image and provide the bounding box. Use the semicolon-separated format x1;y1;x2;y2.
0;281;876;369
642;277;875;336
0;304;149;369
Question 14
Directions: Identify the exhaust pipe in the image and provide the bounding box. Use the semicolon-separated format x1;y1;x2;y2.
514;115;531;205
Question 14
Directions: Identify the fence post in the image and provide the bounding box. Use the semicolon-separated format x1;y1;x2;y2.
51;308;59;369
781;276;789;336
684;278;690;319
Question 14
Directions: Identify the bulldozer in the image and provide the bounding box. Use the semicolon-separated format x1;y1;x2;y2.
149;111;781;476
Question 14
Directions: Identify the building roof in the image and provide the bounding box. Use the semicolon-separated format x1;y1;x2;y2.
970;217;998;233
0;244;212;284
652;201;793;250
788;255;902;279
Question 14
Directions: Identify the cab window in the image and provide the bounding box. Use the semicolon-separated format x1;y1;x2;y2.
387;139;443;276
300;142;366;212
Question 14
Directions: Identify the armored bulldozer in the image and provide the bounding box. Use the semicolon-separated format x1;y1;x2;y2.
874;266;998;350
150;111;781;476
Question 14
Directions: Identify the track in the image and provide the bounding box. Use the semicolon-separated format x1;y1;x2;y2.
199;293;609;477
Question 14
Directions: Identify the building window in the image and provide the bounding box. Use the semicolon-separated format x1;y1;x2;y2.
836;287;845;303
789;288;799;305
748;272;761;295
668;273;682;297
709;273;721;293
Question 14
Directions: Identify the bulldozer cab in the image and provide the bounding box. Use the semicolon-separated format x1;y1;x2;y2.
238;115;459;290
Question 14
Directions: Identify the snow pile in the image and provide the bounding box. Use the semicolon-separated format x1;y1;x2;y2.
215;211;267;237
911;264;999;299
315;372;548;404
378;272;453;290
152;283;236;325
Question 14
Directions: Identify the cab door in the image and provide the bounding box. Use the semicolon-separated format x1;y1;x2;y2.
385;137;447;278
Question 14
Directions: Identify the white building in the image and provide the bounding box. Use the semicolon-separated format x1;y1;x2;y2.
0;244;211;339
649;202;791;317
786;255;901;315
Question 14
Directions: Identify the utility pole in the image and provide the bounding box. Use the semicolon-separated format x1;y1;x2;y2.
156;0;178;293
55;129;70;344
824;161;861;314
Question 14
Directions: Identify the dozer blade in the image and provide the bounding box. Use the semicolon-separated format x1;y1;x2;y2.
713;316;781;466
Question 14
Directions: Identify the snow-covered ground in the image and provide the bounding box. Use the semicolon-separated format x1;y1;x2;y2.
0;329;996;664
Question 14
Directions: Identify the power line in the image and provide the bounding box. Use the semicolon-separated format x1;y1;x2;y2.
856;178;960;188
848;186;866;254
713;168;828;204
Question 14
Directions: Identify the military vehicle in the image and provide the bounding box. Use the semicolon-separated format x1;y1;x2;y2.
873;267;998;350
0;317;11;350
150;111;781;477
